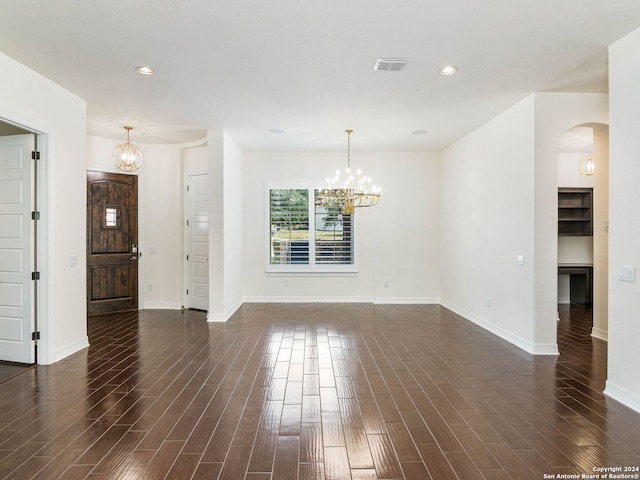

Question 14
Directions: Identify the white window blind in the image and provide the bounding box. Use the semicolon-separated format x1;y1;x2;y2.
267;186;355;272
269;189;310;265
314;190;353;264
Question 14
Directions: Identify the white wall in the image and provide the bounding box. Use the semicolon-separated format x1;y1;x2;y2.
606;26;640;413
222;133;244;317
201;130;244;321
373;152;440;303
206;130;227;320
242;151;440;302
184;143;208;174
440;96;539;352
0;51;87;364
592;127;609;340
558;152;594;188
139;143;182;308
87;136;183;309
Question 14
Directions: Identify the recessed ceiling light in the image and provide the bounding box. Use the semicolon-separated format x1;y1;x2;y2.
374;58;408;72
135;66;155;75
412;130;427;135
439;65;458;76
270;128;285;134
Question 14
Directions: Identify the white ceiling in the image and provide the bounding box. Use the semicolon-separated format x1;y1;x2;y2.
1;0;640;152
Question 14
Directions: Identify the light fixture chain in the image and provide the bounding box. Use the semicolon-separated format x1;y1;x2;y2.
348;131;350;169
346;129;352;169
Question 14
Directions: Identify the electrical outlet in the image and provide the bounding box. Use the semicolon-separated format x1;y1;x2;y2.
284;280;289;287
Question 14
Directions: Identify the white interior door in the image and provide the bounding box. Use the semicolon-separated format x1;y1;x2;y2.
184;173;209;310
0;134;34;363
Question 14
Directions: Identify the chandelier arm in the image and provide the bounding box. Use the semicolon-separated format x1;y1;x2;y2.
319;129;379;215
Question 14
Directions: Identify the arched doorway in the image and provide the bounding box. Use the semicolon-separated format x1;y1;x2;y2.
556;123;609;341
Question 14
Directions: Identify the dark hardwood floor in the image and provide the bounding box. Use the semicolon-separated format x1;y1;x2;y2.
0;362;33;385
1;303;639;479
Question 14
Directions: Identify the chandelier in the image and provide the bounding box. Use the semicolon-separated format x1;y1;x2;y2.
318;130;381;214
113;126;144;172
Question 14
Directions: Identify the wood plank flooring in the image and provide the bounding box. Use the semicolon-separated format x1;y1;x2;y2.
1;303;639;479
0;362;33;385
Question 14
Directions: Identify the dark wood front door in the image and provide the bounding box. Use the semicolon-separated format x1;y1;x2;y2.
87;171;138;315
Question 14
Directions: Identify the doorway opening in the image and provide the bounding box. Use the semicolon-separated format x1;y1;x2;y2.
181;144;209;313
0;119;43;370
556;124;609;342
86;171;139;315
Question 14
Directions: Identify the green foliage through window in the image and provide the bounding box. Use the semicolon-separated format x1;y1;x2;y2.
268;188;353;267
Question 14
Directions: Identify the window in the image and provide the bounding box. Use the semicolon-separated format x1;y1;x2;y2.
270;189;310;265
267;186;355;273
103;205;120;228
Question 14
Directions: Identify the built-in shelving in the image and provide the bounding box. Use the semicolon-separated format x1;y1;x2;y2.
558;187;593;236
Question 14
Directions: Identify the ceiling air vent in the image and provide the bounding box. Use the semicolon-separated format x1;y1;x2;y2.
374;58;408;72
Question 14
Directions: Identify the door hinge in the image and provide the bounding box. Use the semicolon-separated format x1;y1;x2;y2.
187;185;190;192
186;289;189;295
32;151;41;160
32;331;41;341
31;211;41;220
32;271;40;281
186;219;189;226
186;254;189;261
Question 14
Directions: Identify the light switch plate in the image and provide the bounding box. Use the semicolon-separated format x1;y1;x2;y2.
618;266;636;283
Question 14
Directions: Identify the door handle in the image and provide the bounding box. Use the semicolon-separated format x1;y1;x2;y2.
130;255;138;261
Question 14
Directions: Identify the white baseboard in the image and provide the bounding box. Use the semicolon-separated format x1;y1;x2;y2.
55;336;89;363
143;302;182;310
242;296;374;303
591;327;608;342
206;312;225;322
207;299;244;322
225;299;243;320
373;297;440;304
604;381;640;414
440;299;559;355
242;296;440;304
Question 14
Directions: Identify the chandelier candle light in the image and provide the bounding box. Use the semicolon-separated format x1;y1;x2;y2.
318;130;381;214
113;126;144;172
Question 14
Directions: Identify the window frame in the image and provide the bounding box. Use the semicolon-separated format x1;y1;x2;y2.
265;183;358;274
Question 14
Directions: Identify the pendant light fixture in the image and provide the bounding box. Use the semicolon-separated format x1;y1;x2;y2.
318;130;381;214
113;126;144;172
